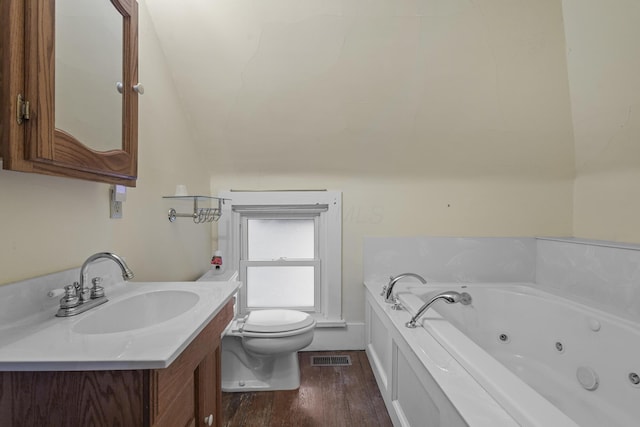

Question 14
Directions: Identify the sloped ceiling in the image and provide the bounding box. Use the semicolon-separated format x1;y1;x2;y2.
144;0;574;178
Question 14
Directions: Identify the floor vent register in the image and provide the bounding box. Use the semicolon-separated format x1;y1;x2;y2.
310;355;352;367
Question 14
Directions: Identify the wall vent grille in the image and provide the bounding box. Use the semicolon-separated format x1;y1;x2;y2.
310;355;352;367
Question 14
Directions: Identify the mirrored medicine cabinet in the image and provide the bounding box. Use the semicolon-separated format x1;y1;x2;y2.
1;0;139;186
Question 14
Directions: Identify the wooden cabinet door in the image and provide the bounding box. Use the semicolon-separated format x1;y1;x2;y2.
153;347;219;427
1;0;139;186
151;301;232;427
152;374;197;427
197;350;217;427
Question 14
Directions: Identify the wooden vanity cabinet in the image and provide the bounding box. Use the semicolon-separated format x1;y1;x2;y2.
150;300;231;427
0;300;233;427
0;0;139;186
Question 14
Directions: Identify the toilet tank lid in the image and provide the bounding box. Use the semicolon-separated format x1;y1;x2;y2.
244;309;315;333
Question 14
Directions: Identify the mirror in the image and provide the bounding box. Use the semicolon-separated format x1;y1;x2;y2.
55;0;123;152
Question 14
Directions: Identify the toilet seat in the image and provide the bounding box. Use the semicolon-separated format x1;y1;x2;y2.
241;309;316;337
243;309;314;333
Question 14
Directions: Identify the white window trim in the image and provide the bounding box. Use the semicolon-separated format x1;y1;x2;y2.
217;190;343;326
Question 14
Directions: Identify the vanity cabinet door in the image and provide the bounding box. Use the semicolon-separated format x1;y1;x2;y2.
0;0;139;186
197;349;219;427
150;301;232;427
151;374;197;427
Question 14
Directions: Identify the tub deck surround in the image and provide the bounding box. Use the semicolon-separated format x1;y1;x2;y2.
400;283;640;427
364;236;640;325
364;281;518;427
363;236;537;285
0;280;240;371
536;237;640;323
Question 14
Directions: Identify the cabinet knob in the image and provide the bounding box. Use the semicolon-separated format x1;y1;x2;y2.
133;83;145;95
116;82;144;95
204;414;213;426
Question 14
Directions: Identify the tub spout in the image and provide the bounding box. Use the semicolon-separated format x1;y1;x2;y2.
405;291;470;328
382;273;427;304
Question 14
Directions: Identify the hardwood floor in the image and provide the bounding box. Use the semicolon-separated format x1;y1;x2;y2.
222;351;393;427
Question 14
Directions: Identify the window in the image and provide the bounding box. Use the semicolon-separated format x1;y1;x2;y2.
244;217;318;309
217;191;343;325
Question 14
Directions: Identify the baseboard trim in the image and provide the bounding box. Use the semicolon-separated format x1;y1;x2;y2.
304;321;365;351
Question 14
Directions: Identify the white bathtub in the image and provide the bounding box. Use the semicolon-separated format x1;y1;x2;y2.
395;283;640;427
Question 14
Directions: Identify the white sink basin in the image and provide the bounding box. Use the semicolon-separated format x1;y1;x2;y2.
73;290;200;334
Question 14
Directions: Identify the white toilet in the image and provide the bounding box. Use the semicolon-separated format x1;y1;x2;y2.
221;309;316;392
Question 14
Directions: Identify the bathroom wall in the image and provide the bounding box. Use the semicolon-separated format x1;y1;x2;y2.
143;0;574;323
142;0;576;324
562;0;640;243
0;2;212;285
209;174;571;322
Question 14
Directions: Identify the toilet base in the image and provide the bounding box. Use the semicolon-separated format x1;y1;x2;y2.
221;335;302;392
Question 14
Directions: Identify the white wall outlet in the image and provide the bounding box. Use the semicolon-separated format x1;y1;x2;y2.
110;187;123;219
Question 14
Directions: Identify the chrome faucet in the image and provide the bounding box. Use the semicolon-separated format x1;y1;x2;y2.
56;252;134;317
405;291;472;328
381;273;427;305
79;252;134;298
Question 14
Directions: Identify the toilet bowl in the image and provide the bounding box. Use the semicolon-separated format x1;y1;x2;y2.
221;309;316;392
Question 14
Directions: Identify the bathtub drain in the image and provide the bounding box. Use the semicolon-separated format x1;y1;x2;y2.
498;333;509;343
629;372;640;386
576;366;599;391
555;341;564;353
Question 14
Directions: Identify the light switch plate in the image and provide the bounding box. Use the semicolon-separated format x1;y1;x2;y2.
110;188;123;219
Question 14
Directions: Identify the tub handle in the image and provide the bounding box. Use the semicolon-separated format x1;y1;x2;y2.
459;292;472;305
390;297;403;311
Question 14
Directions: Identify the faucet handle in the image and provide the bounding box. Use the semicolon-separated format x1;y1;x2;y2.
380;285;388;296
90;277;105;299
59;284;80;309
390;296;403;311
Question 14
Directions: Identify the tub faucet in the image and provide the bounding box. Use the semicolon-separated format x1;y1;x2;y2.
405;291;472;328
56;252;134;317
382;273;427;305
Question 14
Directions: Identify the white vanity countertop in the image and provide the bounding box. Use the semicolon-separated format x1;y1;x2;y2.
0;280;240;371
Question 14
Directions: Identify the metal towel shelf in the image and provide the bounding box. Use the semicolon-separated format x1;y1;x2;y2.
162;196;230;224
